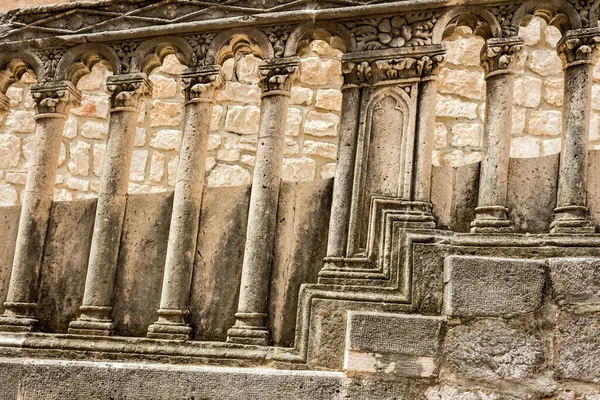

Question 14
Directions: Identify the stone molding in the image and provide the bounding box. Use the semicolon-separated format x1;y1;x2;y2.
106;73;152;111
480;37;523;77
558;28;600;68
181;65;223;103
30;80;81;116
258;57;299;95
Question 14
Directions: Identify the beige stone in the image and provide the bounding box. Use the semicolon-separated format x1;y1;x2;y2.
545;25;562;48
217;148;241;162
150;73;178;98
514;76;542;108
592;85;600;111
528;110;562;136
304;111;339;137
66;176;89;192
434;123;447;148
240;154;255;167
211;105;223;131
542;137;562;155
511;136;541;158
149;129;182;151
519;16;542;46
7;110;35;133
129;150;148;182
450;123;481;147
315;89;343;112
528;49;562;77
58;142;66;168
6;86;24;106
224;105;261;135
5;172;27;185
543;78;564;107
238;137;257;152
286;108;303;137
63;117;78;139
320;163;336;179
0;183;18;205
159;54;186;75
590;113;600;141
80;120;109;140
444;35;484;67
282;157;316;182
444;149;482;166
53;188;73;202
284;137;300;155
512;107;527;136
438;68;485;101
149;100;182;127
71;94;109;119
67;140;91;176
21;136;33;164
168;155;179;186
0;134;21;168
77;62;110;91
134;127;147;147
236;54;261;84
92;143;105;177
299;57;343;86
206;164;252;187
207;134;221;151
309;40;343;58
217;81;261;104
436;95;478;120
303;140;337;160
291;86;314;106
206;156;216;171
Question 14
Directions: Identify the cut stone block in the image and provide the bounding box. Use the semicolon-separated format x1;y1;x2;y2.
444;256;546;317
344;312;444;378
556;313;600;383
550;258;600;306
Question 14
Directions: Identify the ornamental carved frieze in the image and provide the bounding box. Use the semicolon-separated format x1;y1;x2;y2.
487;3;520;38
567;0;594;28
344;12;440;51
181;65;223;102
110;41;140;74
263;25;296;58
480;37;523;76
259;57;298;93
558;29;600;67
35;47;67;83
30;80;81;115
184;33;216;66
106;73;152;110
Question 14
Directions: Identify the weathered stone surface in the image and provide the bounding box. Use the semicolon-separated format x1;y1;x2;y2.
424;385;520;400
0;134;21;168
345;312;444;378
556;313;600;383
550;258;600;306
282;157;316;181
436;95;478;119
224;105;261;135
0;205;19;305
439;69;485;101
304;111;339;137
444;256;546;317
444;318;544;380
206;164;252;187
149;100;182;127
149;129;182;151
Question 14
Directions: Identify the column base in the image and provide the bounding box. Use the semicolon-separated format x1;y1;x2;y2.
0;302;38;332
147;309;192;340
68;319;114;336
226;313;269;346
551;205;595;234
470;206;514;233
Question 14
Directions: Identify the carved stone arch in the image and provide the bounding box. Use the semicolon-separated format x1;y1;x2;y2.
55;44;121;86
511;0;582;34
0;51;43;94
206;27;274;66
131;36;194;75
283;21;356;57
432;6;502;43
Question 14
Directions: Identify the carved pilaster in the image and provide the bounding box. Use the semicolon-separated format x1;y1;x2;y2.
558;29;600;68
181;65;223;103
106;73;152;111
480;37;523;77
30;81;81;117
259;57;298;94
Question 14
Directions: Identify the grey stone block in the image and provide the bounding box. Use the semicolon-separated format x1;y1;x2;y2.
344;312;444;377
550;258;600;306
556;313;600;383
444;256;546;317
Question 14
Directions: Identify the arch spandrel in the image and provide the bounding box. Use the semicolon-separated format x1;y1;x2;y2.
511;0;582;35
0;51;42;93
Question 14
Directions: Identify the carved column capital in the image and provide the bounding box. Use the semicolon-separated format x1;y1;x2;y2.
181;65;223;103
558;28;600;68
30;80;81;117
259;57;299;95
480;37;523;78
106;73;152;111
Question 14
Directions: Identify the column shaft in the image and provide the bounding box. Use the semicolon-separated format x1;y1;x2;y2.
413;78;437;203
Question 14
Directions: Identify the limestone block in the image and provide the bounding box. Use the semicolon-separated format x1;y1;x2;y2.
510;136;541;158
545;25;562;47
543;77;564;107
436;95;478;120
92;143;105;177
5;172;27;185
320;163;336;179
6;85;23;106
282;157;316;181
207;134;221;151
67;140;91;176
514;76;542;108
224;105;260;135
206;164;251;187
591;113;600;141
444;256;546;317
443;150;481;167
438;69;485;101
7;110;35;133
444;318;544;380
444;35;484;67
149;73;178;98
0;183;18;205
299;57;343;86
528;49;562;76
80;119;109;140
593;85;600;111
149;129;182;151
238;137;257;152
0;134;20;168
450;123;481;147
284;137;300;155
434;122;448;148
304;111;339;137
22;136;33;164
217;148;240;162
528;110;562;136
424;385;520;400
291;86;314;106
512;107;526;135
129;149;148;182
550;258;600;306
216;81;261;104
556;313;600;383
149;151;164;182
77;63;109;91
286;108;303;137
53;188;73;201
240;154;255;167
309;39;344;57
149;100;182;127
66;177;89;191
71;94;109;119
211;104;222;131
63;117;78;139
158;54;186;75
519;16;542;45
236;54;261;84
134;127;146;147
303;140;337;160
542;138;562;155
315;89;343;111
345;312;445;378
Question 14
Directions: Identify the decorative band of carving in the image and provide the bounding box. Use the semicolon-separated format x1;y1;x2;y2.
259;57;299;94
181;64;223;103
481;37;523;78
107;73;152;110
31;80;81;116
558;28;600;69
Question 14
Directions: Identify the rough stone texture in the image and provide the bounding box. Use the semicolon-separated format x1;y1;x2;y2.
0;205;19;306
444;256;546;317
550;258;600;306
556;313;600;383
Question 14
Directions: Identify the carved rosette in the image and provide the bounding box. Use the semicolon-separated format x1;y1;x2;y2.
181;65;223;103
259;57;299;94
106;73;152;111
35;47;67;83
480;37;523;77
184;33;216;66
30;80;81;116
110;41;140;74
558;29;600;68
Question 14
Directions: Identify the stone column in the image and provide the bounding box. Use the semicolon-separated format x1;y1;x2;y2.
69;74;151;336
470;38;523;233
147;66;222;340
551;30;600;234
227;57;298;345
0;81;80;332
